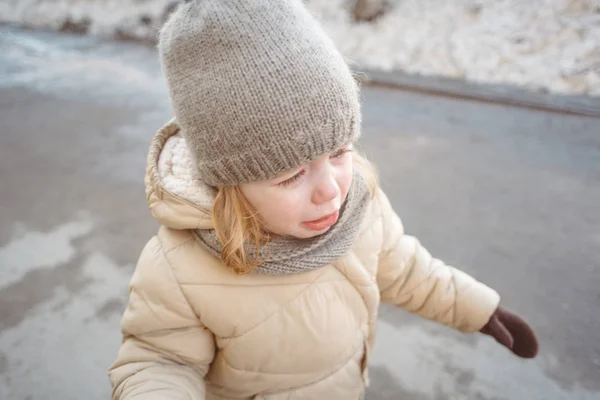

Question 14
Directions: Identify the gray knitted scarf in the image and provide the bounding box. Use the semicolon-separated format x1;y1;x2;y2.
195;170;371;275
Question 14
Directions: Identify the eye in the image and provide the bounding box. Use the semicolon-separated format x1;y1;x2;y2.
331;147;352;159
278;169;306;187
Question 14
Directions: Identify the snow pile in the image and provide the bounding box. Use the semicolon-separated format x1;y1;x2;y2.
0;0;175;42
308;0;600;95
1;0;598;95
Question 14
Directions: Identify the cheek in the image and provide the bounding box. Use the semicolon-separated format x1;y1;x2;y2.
257;191;305;228
337;160;354;200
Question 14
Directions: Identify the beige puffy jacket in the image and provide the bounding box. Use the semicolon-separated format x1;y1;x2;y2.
109;121;500;399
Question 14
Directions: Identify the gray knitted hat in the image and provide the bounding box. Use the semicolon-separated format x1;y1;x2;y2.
158;0;361;187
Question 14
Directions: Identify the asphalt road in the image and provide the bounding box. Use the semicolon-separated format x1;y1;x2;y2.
1;25;599;400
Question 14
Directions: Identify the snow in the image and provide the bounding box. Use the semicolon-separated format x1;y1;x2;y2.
1;0;598;95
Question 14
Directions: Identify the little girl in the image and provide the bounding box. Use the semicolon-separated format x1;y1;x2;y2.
109;1;538;399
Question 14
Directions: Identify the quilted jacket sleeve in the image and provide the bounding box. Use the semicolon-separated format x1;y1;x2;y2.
109;237;215;399
375;189;500;333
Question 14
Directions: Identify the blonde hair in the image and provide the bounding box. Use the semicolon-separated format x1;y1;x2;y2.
212;152;379;275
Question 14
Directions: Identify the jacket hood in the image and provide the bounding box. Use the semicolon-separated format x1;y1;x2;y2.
145;119;216;230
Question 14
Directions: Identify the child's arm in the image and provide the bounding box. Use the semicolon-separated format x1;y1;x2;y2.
375;189;499;333
375;189;538;358
109;237;215;400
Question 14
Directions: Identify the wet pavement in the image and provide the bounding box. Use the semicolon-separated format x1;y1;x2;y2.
1;25;599;400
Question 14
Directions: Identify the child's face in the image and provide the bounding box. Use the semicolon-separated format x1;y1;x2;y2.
240;145;354;239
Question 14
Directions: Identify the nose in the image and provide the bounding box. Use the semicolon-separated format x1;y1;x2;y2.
311;172;339;206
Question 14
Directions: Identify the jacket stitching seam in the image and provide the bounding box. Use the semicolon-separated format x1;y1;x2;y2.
162;233;195;255
219;333;363;379
219;267;331;339
157;234;203;323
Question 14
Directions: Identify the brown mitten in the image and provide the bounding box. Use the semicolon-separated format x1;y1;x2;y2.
480;307;539;359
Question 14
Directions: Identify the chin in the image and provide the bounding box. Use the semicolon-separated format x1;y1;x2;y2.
296;226;331;239
272;225;332;240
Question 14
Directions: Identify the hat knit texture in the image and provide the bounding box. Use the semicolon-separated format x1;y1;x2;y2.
158;0;361;187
